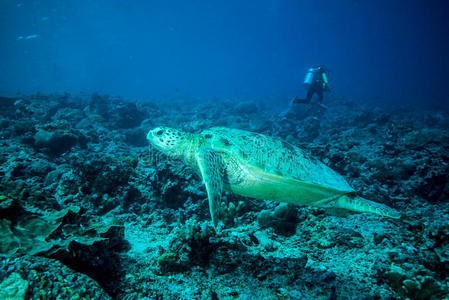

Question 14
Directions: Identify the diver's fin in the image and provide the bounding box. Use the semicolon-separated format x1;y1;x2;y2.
293;97;306;104
335;194;401;219
195;147;226;227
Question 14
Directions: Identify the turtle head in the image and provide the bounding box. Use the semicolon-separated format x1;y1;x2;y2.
147;127;188;158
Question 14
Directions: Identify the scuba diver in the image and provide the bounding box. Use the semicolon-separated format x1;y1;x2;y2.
278;66;331;119
294;66;331;105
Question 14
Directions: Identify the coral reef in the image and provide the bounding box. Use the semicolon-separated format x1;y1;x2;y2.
0;256;110;299
0;93;448;298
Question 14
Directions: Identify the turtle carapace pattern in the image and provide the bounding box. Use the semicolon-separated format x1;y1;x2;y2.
147;127;400;227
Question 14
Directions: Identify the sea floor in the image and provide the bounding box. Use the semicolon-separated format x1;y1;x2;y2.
0;93;448;299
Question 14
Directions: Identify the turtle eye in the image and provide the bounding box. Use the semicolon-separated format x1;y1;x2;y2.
156;130;164;136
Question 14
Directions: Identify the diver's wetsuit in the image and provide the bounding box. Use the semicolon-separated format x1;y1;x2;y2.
294;67;329;105
302;68;327;104
279;67;329;118
305;81;324;103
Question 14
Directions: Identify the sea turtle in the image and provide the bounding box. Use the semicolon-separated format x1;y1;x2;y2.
147;126;400;226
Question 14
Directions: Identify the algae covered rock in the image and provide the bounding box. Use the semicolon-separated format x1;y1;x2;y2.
0;272;28;300
0;197;127;297
74;155;137;197
257;203;299;236
383;264;446;300
0;195;13;209
0;200;124;257
1;256;110;299
33;129;79;155
233;101;259;115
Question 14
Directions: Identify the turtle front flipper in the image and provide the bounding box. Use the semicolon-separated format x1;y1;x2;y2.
195;147;226;227
334;194;401;219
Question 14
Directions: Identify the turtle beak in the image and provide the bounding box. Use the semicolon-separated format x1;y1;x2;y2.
146;130;153;141
146;128;160;148
146;129;157;145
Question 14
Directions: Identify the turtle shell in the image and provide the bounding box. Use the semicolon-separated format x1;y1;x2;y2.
200;127;354;193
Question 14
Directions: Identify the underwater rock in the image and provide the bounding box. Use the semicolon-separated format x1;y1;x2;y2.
0;272;28;300
423;218;449;277
297;117;320;142
0;201;119;256
157;252;179;274
0;96;17;110
253;231;280;252
383;265;445;300
124;127;148;147
0;195;128;296
0;118;10;130
308;220;366;249
164;219;217;273
210;247;308;281
375;112;391;126
13;119;37;136
0;154;55;183
424;112;444;127
0;195;13;209
13;99;33;117
346;151;367;163
52;107;85;124
44;167;81;205
76;113;108;129
74;155;137;198
87;92;111;119
391;159;417;180
87;93;148;129
0;256;110;299
145;159;205;210
414;165;448;202
248;117;272;132
402;130;431;148
257;203;299;236
353;110;376;127
33;129;79;155
110;101;148;129
233;101;259;115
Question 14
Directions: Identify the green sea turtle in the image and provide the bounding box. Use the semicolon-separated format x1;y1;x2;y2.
147;127;400;226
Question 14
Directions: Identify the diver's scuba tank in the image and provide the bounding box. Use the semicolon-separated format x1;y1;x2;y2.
322;72;328;85
303;68;315;87
321;71;330;91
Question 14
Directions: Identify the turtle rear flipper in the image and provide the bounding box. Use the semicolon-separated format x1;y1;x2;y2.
335;194;401;219
195;147;226;227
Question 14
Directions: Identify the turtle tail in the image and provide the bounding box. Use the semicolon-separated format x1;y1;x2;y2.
335;194;401;219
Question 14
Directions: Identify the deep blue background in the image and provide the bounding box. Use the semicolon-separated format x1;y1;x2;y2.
1;0;448;108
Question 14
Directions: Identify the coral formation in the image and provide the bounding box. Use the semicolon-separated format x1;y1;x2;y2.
0;93;448;298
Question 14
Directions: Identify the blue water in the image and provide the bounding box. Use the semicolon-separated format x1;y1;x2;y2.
1;0;448;108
